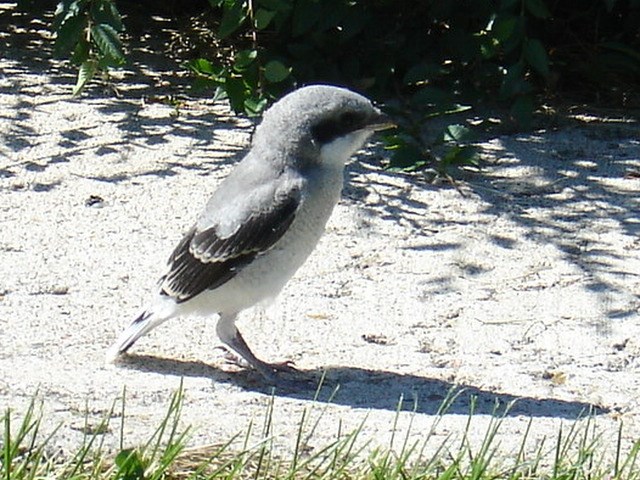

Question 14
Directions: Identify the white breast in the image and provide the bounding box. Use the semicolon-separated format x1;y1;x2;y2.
182;163;346;316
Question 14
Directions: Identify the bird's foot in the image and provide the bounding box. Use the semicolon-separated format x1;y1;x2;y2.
216;346;298;381
215;347;306;388
264;360;297;373
216;346;250;369
251;358;299;383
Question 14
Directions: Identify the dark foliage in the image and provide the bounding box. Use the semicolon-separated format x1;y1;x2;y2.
21;0;640;173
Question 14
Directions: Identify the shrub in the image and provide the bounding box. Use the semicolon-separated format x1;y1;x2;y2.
37;0;640;173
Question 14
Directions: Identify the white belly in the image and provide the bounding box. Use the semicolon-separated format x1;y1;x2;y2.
181;165;345;316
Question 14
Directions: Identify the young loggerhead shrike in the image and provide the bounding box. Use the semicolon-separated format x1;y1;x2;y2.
107;84;393;382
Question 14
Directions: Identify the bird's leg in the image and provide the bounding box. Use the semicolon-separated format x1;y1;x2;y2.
231;329;297;374
216;313;297;381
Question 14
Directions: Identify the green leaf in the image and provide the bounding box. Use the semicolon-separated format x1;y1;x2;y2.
440;145;478;169
53;13;86;57
264;60;290;83
97;55;122;69
191;76;219;92
240;63;259;90
188;58;217;76
233;49;258;71
389;150;430;172
244;96;269;116
218;0;248;39
212;85;227;102
384;137;430;172
510;94;534;128
70;37;90;65
254;8;276;29
492;14;518;42
90;0;123;31
525;0;551;18
53;0;87;30
498;16;525;54
421;104;472;121
479;35;500;59
524;38;550;77
225;76;247;113
72;59;97;96
115;448;145;480
443;124;474;143
90;23;125;64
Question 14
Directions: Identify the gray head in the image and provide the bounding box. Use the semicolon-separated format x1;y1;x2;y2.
252;85;392;167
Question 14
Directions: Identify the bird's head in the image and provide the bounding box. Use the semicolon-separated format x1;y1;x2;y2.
252;85;394;168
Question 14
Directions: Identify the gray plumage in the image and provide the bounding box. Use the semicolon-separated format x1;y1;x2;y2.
107;84;392;382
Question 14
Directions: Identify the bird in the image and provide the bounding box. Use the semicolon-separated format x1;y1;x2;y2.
106;84;394;382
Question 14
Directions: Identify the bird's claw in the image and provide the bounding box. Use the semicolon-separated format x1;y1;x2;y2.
216;346;298;380
267;360;297;373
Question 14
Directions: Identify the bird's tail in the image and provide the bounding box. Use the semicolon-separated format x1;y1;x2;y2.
106;310;164;362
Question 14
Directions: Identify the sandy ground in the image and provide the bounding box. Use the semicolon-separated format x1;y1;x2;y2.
1;5;640;467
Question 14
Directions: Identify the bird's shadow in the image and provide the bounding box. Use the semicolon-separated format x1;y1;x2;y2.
116;354;605;419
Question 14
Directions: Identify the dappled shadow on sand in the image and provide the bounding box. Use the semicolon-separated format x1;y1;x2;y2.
349;123;640;322
118;354;605;419
0;4;247;180
463;130;639;322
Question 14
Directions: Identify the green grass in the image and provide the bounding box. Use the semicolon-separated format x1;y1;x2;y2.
2;382;639;480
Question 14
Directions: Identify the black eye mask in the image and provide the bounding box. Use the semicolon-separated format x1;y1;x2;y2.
310;111;368;144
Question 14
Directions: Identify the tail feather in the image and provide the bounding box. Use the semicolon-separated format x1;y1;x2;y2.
106;294;181;364
106;310;160;362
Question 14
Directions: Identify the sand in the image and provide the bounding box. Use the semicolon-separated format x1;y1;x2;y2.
1;4;639;466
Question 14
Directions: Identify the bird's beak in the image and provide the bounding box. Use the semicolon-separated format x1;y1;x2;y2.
367;109;396;132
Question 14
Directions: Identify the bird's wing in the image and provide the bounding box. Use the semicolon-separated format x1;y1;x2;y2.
159;183;301;303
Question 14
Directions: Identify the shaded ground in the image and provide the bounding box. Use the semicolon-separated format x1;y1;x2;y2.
1;3;639;464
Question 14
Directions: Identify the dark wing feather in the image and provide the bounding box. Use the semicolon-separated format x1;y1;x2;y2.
160;193;299;303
